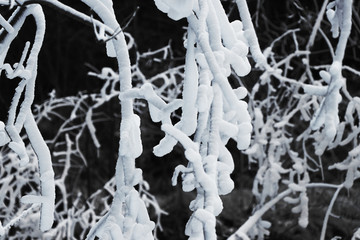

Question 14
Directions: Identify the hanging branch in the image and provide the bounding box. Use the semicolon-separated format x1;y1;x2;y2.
79;0;154;239
302;0;353;155
152;0;255;239
0;3;55;233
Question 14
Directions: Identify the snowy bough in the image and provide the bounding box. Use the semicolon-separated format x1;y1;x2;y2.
0;0;359;239
149;0;260;239
0;0;155;238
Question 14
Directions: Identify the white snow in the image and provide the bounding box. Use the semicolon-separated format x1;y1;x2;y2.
154;0;197;21
0;121;9;146
119;114;142;159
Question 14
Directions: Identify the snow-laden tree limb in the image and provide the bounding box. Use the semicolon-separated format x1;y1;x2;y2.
79;0;154;239
0;3;55;232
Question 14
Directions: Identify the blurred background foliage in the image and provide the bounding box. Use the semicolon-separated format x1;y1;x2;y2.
0;0;360;239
